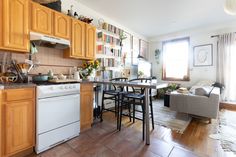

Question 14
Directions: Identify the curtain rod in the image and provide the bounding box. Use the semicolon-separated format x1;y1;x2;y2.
211;32;236;38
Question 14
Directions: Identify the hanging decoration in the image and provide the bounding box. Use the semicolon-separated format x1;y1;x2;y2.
154;49;161;64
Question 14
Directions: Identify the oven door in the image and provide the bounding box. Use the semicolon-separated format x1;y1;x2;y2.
37;94;80;134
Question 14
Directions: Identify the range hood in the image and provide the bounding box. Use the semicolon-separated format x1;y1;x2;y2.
30;32;70;49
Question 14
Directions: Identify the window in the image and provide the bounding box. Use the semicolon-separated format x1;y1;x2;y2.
162;37;190;81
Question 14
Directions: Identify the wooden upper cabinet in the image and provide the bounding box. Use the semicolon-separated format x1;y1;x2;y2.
31;2;53;35
54;12;71;39
1;0;29;52
72;19;85;58
64;19;85;59
85;24;96;59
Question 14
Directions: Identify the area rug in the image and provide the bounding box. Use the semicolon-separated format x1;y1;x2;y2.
152;100;192;133
133;100;191;133
209;110;236;155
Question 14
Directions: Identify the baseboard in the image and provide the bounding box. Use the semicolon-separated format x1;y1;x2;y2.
11;147;34;157
220;102;236;111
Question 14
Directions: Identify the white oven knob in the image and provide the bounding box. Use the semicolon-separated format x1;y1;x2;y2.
65;86;68;89
73;85;76;88
69;86;72;89
60;86;64;89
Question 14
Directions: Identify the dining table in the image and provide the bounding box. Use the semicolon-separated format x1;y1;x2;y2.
93;80;168;145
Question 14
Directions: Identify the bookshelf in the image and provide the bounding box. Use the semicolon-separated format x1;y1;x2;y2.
96;23;124;80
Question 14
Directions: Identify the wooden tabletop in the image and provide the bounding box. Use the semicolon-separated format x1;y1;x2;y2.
94;80;168;89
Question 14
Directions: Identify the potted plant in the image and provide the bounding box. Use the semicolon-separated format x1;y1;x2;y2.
80;60;100;80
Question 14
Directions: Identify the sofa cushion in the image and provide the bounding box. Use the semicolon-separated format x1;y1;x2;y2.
195;80;215;86
194;87;212;96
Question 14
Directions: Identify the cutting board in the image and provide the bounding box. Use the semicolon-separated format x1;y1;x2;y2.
48;79;81;83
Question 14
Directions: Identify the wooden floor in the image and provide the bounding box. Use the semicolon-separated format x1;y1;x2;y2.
27;107;235;157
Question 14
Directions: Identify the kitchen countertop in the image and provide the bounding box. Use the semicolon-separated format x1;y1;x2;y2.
0;83;36;89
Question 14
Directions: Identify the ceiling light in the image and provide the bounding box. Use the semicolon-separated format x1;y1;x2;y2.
224;0;236;15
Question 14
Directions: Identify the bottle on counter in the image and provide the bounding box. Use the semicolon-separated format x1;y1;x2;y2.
48;69;54;80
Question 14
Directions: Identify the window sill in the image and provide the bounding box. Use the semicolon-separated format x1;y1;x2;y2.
162;78;190;82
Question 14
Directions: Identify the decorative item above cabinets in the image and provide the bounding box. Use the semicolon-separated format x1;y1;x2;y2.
0;0;30;53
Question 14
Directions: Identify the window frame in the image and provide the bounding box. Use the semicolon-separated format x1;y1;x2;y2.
162;37;190;81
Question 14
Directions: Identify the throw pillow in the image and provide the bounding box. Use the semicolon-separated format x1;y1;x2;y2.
194;87;212;96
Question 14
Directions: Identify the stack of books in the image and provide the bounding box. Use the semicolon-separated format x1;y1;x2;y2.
177;87;189;94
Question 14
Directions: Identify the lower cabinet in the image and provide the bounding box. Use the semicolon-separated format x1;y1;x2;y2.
1;88;35;157
80;83;93;131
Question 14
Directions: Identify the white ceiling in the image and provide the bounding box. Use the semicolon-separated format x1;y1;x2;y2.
78;0;236;38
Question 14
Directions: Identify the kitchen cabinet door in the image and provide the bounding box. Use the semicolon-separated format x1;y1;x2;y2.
31;2;53;35
1;88;35;157
54;12;71;39
1;0;29;52
80;84;93;131
4;100;35;156
85;24;96;59
64;19;85;59
72;20;85;58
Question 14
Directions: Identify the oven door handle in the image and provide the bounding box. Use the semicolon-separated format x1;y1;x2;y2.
38;94;80;102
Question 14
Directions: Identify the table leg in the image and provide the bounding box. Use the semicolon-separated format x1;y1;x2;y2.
144;88;150;145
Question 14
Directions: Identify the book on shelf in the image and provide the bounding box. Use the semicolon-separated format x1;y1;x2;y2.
102;22;123;36
97;30;121;46
96;45;121;57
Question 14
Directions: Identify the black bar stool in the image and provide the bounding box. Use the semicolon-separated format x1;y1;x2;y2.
119;78;155;140
100;77;128;129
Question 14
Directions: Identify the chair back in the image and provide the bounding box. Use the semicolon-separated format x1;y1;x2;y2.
109;77;128;91
127;78;152;94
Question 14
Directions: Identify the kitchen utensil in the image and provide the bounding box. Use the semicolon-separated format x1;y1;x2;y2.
12;60;24;82
32;73;49;82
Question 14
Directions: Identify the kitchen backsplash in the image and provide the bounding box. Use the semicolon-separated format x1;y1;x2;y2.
0;47;82;75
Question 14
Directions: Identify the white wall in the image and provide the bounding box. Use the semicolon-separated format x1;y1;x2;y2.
149;21;236;87
61;0;148;41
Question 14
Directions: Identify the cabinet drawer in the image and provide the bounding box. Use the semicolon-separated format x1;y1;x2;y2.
4;88;34;102
80;84;93;92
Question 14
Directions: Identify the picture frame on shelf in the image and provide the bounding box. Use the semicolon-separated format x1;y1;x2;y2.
193;44;213;67
132;36;139;65
139;39;148;60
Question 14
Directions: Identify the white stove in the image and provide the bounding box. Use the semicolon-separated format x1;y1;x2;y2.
35;83;80;154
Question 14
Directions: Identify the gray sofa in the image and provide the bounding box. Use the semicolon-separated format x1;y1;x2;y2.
169;86;220;121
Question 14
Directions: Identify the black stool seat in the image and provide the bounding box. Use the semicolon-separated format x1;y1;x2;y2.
124;93;144;99
104;90;121;95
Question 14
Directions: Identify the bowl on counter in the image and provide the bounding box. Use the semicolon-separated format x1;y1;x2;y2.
0;73;18;84
32;73;49;82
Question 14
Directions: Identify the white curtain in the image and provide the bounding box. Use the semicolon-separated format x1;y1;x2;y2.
217;33;236;102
